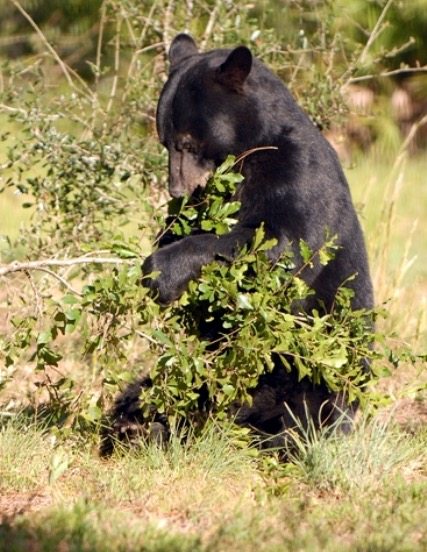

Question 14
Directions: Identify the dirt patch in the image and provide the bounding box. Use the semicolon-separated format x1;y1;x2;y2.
389;397;427;429
0;492;51;522
376;358;427;429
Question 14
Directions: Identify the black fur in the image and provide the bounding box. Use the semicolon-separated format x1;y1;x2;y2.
100;35;373;456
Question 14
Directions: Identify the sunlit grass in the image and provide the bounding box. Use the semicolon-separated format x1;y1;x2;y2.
66;422;261;527
282;411;426;492
346;153;427;348
0;415;426;551
347;153;427;280
0;417;53;492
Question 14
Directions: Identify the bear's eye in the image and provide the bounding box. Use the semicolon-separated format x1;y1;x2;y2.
181;141;198;154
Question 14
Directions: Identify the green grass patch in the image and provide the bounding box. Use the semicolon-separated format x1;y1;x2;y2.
347;154;427;282
0;416;426;551
0;417;55;492
282;412;426;492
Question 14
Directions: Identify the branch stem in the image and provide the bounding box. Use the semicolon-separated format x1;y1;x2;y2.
0;257;134;278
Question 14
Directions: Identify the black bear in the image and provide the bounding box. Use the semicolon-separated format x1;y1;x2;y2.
99;34;374;456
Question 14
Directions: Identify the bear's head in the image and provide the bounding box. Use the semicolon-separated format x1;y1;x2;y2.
156;34;258;198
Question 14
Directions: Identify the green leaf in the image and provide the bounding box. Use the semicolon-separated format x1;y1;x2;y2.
257;238;278;252
201;220;214;231
62;294;79;305
223;384;235;396
215;155;236;175
37;331;51;345
252;224;266;250
320;353;348;369
113;247;138;259
49;451;69;484
65;309;81;322
237;293;253;310
293;277;310;298
38;347;62;366
299;239;312;264
152;330;174;347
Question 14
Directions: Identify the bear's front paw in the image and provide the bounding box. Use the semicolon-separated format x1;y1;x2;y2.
142;235;218;304
141;249;187;304
142;252;164;301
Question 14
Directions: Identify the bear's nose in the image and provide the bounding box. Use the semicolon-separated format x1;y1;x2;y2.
169;185;185;198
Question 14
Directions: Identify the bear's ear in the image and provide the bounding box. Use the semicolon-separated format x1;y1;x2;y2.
169;34;198;71
216;46;252;93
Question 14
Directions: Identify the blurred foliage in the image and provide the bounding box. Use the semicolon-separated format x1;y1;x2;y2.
0;0;103;77
2;0;426;74
1;0;426;136
260;0;427;70
343;0;427;69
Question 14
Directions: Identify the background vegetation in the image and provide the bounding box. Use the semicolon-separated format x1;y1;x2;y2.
0;0;426;550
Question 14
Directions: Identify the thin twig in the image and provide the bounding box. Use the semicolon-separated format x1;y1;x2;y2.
121;8;137;47
341;0;399;87
358;0;394;66
140;0;160;47
349;65;427;84
95;1;106;90
0;257;134;278
25;269;44;317
394;220;418;291
28;266;84;296
121;42;163;109
201;0;221;50
10;0;94;100
0;103;26;114
373;113;427;292
106;16;122;114
185;0;194;29
390;113;427;177
134;329;162;345
10;0;73;86
163;0;175;54
9;1;73;92
235;146;279;164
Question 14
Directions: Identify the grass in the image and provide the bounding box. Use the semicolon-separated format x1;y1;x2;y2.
347;153;427;350
348;153;427;283
0;418;54;492
0;416;426;551
282;411;426;492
